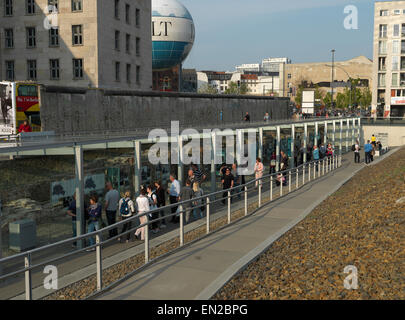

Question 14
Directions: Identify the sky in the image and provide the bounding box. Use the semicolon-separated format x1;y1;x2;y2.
180;0;379;71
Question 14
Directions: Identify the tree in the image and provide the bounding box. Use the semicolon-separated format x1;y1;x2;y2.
336;92;346;109
224;81;250;95
198;84;218;94
359;87;372;109
323;92;332;108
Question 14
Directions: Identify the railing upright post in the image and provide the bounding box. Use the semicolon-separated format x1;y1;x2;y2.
296;168;299;189
308;163;311;182
313;161;316;180
244;186;248;216
258;179;262;208
288;171;291;193
206;197;210;234
280;174;283;196
323;158;325;175
227;191;231;224
96;233;102;291
179;205;184;247
303;164;305;185
270;176;273;201
145;214;150;262
24;253;32;301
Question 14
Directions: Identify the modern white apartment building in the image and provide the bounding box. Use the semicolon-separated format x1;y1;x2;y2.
372;1;405;117
0;0;152;90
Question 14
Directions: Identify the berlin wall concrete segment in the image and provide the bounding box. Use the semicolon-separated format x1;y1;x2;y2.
39;87;291;135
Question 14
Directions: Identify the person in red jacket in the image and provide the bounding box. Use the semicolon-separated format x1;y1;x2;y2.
18;120;32;133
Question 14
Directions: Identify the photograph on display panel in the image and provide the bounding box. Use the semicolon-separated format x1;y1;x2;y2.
0;82;16;134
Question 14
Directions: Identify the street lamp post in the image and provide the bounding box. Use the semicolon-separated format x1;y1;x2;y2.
331;49;335;109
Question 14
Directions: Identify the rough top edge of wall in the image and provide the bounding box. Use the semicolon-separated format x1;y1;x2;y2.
41;85;290;101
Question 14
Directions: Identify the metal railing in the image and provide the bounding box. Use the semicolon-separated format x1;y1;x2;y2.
0;154;342;300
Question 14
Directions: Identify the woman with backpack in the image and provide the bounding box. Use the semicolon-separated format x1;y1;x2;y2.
118;190;135;243
192;182;204;220
147;185;159;234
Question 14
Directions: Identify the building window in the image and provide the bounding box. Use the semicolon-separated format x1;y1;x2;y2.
115;62;120;81
393;56;399;71
135;8;140;27
49;28;59;46
126;33;130;53
287;73;291;79
27;60;37;80
114;0;119;19
125;3;130;24
394;9;401;15
115;30;120;50
72;25;83;45
50;59;60;79
5;61;14;80
136;37;140;56
136;65;140;84
126;63;131;83
394;24;400;37
393;40;400;54
4;28;13;48
378;57;386;71
73;59;83;79
378;73;386;87
26;27;36;48
4;0;13;16
380;10;388;16
402;40;405;54
72;0;82;11
379;25;387;38
378;40;387;54
26;0;35;14
392;73;399;86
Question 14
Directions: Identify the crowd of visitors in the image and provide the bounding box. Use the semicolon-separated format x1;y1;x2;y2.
358;134;385;165
66;164;208;250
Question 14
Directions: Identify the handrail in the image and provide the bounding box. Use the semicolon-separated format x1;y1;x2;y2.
0;153;342;300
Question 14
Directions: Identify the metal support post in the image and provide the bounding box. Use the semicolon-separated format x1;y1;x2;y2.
96;233;102;291
227;191;231;224
206;197;210;234
74;146;85;249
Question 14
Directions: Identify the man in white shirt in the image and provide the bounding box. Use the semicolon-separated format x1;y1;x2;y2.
167;174;181;223
105;182;120;239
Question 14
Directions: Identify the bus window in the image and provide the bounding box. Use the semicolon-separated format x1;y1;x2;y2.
17;85;38;97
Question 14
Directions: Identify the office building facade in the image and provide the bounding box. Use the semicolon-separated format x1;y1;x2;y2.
372;1;405;117
0;0;152;90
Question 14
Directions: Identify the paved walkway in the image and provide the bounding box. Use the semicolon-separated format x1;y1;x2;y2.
95;150;395;300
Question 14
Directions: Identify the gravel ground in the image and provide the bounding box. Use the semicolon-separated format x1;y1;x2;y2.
214;148;405;300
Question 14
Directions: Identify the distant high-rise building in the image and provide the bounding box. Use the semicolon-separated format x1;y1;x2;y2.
0;0;152;90
372;1;405;118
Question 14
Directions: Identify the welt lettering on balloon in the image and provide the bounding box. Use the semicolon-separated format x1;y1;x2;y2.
152;21;172;37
